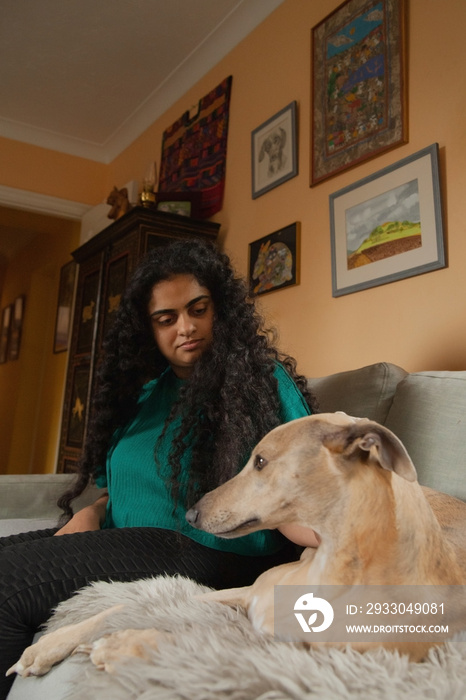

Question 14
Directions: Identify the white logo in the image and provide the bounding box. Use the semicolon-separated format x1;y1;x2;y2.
294;592;334;633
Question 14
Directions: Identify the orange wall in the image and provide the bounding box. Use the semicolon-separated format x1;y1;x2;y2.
104;0;466;376
0;221;80;473
0;136;107;204
2;0;466;385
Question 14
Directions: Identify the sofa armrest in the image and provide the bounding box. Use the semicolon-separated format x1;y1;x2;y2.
385;371;466;500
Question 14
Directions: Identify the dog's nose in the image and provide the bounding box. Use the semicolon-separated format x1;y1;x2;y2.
185;508;199;526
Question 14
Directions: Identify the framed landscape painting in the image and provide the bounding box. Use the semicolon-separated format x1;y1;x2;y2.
329;144;445;296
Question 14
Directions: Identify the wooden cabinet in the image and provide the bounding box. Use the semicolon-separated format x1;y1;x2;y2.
57;206;220;473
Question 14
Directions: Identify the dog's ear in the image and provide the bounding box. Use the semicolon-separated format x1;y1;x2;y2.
258;138;270;161
323;422;417;482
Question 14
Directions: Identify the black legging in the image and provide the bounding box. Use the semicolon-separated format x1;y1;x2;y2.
0;527;296;699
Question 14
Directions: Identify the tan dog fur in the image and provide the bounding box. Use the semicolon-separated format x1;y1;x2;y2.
8;413;466;677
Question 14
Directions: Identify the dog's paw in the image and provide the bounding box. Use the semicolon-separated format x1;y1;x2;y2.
6;642;61;678
85;629;167;673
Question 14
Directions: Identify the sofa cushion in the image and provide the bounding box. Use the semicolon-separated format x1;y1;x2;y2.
384;371;466;500
0;474;105;520
308;362;407;424
0;518;57;538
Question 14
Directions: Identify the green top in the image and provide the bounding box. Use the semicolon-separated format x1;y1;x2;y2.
96;363;311;556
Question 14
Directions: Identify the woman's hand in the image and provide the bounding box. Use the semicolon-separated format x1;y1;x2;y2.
278;523;320;548
54;493;109;536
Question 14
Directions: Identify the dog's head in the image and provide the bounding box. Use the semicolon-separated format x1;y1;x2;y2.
186;413;417;538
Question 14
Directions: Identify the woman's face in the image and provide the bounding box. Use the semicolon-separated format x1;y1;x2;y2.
148;274;214;379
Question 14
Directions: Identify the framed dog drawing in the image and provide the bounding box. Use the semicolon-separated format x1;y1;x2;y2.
251;101;298;199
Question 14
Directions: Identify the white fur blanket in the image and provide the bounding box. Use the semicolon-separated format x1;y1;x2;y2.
13;576;466;700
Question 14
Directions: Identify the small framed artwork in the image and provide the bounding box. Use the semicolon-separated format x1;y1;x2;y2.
156;191;201;218
248;222;300;296
0;305;12;364
330;143;445;297
8;295;25;361
311;0;407;186
54;260;77;353
251;101;298;199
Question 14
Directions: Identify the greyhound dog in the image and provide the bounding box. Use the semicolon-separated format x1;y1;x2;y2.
7;413;466;678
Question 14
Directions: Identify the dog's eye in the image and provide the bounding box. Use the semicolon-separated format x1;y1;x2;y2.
254;454;268;471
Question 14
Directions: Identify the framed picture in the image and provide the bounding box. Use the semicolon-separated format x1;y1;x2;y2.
330;143;445;297
54;260;77;353
251;101;298;199
311;0;407;186
156;191;202;218
8;296;25;361
0;305;12;364
248;222;300;296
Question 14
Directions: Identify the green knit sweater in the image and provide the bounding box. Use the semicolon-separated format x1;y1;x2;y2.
96;363;311;556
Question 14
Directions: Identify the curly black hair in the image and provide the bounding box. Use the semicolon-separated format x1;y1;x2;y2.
58;238;317;520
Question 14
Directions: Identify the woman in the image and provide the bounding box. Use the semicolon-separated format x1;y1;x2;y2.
0;239;317;697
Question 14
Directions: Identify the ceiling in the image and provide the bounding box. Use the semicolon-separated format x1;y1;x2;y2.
1;0;285;164
0;0;285;262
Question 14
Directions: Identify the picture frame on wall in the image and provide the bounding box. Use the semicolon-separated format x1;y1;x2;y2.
0;304;12;364
155;191;202;218
8;295;25;361
329;143;445;297
248;222;300;296
251;101;298;199
311;0;407;186
54;260;77;354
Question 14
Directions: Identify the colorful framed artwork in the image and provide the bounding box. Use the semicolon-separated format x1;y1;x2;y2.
8;295;25;361
311;0;407;186
54;260;77;353
248;222;300;296
330;144;445;297
0;304;12;364
251;101;298;199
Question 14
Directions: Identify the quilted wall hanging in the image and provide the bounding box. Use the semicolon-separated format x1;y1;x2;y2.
158;76;232;219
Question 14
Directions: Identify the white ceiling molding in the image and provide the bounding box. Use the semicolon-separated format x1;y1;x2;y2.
0;118;109;163
0;185;91;220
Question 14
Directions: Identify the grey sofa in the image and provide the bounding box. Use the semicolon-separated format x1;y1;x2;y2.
2;361;466;698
